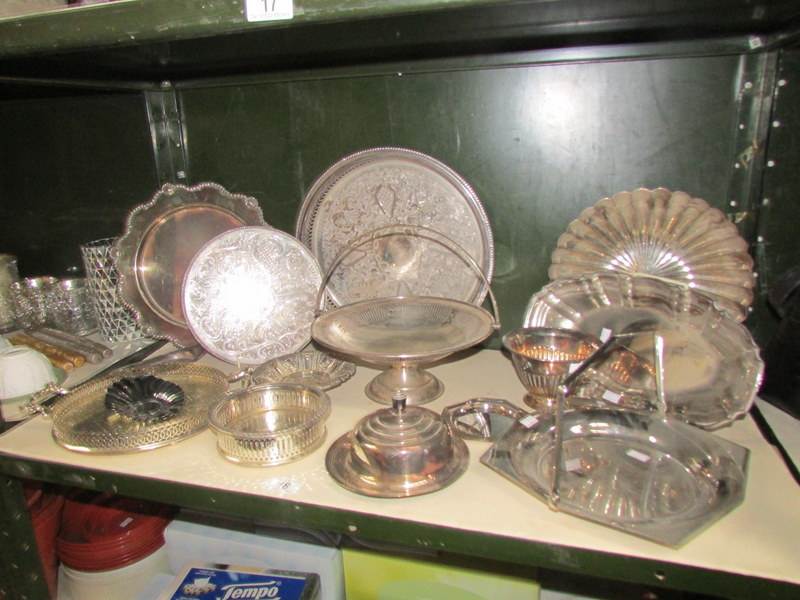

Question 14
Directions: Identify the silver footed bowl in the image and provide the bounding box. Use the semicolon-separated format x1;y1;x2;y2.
503;327;601;413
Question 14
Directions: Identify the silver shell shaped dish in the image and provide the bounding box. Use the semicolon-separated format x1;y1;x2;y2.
548;187;754;321
104;375;185;423
209;384;330;467
116;182;266;347
481;409;749;547
296;147;494;307
251;348;356;391
523;273;763;430
182;226;323;366
49;362;229;454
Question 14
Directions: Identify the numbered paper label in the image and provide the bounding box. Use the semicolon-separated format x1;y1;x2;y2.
246;0;294;22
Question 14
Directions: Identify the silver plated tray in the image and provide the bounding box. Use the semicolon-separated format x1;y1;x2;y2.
523;273;763;429
182;227;323;366
482;409;749;547
116;182;266;347
295;147;494;306
45;362;229;454
251;348;356;391
548;187;754;321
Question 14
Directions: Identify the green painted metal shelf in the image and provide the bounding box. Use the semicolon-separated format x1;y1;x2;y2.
0;0;799;80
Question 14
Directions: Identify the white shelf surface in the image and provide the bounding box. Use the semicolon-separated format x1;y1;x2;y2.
1;347;798;587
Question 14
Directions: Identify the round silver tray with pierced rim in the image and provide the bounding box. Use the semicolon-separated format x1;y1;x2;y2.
31;362;229;454
296;147;494;307
312;225;500;405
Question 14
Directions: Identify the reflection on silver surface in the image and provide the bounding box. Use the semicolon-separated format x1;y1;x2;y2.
548;187;754;321
296;147;494;306
482;408;749;547
183;227;322;366
442;398;525;441
116;182;266;347
326;395;469;497
523;273;763;429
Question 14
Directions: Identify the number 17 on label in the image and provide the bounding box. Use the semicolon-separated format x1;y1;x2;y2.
246;0;294;22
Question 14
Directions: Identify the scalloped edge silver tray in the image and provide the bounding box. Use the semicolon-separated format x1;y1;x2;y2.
116;182;266;347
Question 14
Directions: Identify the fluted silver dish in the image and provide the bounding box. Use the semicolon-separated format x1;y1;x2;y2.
252;348;355;391
548;187;753;321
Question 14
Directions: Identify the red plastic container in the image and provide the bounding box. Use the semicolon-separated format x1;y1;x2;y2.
56;494;171;572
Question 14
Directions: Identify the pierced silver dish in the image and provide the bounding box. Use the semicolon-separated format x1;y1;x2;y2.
523;273;763;429
251;348;355;391
209;384;330;466
482;408;749;547
182;227;323;366
548;187;754;321
116;182;266;347
296;147;494;307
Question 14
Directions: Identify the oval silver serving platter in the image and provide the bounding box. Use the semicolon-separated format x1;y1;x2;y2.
523;273;763;430
116;182;266;347
296;147;494;307
182;226;323;366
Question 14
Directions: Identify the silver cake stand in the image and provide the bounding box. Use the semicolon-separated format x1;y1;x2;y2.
311;225;500;405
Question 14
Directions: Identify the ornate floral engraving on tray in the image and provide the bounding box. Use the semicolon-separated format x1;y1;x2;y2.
296;148;494;306
182;227;323;366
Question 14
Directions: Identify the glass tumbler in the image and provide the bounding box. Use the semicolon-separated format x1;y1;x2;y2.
0;254;20;333
47;278;97;336
80;238;143;343
10;276;58;330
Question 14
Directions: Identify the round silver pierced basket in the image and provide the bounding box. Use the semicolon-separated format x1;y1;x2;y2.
311;225;500;405
209;384;331;466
